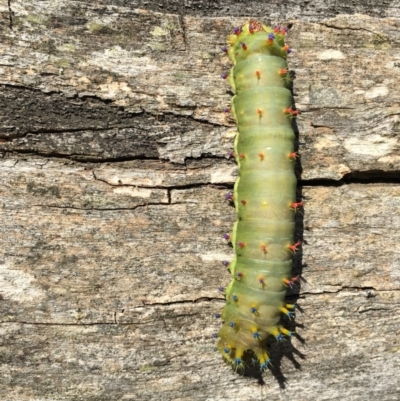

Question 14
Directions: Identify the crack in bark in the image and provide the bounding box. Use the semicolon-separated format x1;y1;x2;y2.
310;123;335;130
31;202;170;211
300;106;357;112
7;0;12;30
20;126;137;135
319;22;388;42
92;170;230;192
2;289;398;327
1;84;226;132
184;154;231;164
132;297;224;309
178;13;188;51
0;83;118;106
1;149;161;163
0;321;134;326
297;286;400;297
3;151;400;187
300;170;400;186
0;304;214;326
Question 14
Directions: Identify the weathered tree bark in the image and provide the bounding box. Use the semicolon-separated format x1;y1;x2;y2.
0;1;399;400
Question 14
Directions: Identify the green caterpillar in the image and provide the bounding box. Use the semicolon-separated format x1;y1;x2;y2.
216;21;301;371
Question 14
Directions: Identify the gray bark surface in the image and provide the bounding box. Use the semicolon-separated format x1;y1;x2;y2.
0;1;399;400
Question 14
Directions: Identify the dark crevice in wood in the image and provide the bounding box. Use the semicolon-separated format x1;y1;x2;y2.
299;286;378;297
92;172;231;191
169;182;232;192
1;150;161;163
31;202;170;211
7;0;13;30
0;321;153;326
309;123;335;129
177;13;188;51
184;154;231;163
1;83;62;96
301;106;356;112
133;297;224;309
0;151;231;164
3;150;398;187
301;170;400;186
159;111;227;129
0;84;225;132
5;126;137;138
318;22;388;41
117;1;397;20
0;83;116;105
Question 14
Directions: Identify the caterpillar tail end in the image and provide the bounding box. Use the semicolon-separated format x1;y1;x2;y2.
217;339;271;372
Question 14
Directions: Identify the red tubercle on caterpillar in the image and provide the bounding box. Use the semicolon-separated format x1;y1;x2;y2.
258;276;265;287
255;70;261;80
282;44;292;54
266;33;275;46
237;241;245;248
240;199;247;206
257;109;263;118
221;73;229;80
236;272;244;280
273;26;288;35
279;68;288;75
283;275;300;288
274;25;288;34
238;153;245;159
221;46;228;53
288;152;298;160
284;107;299;117
223;107;231;113
240;42;247;50
290;201;303;212
258;152;265;160
260;244;267;254
287;240;301;254
223;233;231;241
233;26;242;36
